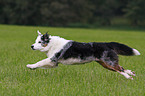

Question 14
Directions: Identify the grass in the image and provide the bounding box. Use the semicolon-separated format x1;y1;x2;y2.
0;24;145;96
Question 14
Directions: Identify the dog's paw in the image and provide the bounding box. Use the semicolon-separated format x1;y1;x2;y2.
124;70;136;76
26;64;37;70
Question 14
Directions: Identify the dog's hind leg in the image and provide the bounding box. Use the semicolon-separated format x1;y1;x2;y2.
124;70;136;76
96;50;120;71
96;50;134;80
27;58;57;69
97;59;133;80
117;71;133;80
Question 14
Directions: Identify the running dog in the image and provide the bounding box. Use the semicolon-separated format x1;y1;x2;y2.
27;31;140;80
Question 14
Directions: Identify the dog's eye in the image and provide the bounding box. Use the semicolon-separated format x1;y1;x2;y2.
38;41;41;43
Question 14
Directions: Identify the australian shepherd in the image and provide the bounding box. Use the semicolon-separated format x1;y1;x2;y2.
27;31;140;80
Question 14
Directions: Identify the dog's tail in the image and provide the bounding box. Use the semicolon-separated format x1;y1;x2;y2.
107;42;140;56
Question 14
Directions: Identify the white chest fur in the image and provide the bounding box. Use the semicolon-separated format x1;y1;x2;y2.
45;36;70;58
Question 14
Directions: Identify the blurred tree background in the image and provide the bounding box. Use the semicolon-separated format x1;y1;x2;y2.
0;0;145;27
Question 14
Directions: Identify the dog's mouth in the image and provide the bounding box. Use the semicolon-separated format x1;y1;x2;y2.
32;48;36;50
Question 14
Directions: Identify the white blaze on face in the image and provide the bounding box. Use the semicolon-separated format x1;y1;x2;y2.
32;31;44;50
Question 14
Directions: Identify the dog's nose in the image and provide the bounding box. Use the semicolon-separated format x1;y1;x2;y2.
31;45;35;50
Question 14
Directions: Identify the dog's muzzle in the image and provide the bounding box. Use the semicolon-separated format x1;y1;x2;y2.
31;45;35;50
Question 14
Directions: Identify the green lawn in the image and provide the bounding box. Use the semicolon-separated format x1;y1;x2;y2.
0;25;144;96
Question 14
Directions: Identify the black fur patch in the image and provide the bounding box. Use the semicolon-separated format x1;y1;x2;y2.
106;42;133;56
41;33;51;47
51;41;134;66
41;33;51;44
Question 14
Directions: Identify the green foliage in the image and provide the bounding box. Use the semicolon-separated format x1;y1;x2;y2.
0;0;145;26
0;25;145;96
0;0;93;26
124;0;145;25
90;0;124;25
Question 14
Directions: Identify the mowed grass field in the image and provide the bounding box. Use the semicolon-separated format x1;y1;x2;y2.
0;25;145;96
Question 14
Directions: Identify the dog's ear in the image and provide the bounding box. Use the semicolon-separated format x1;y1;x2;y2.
41;33;50;43
44;33;49;39
37;30;42;36
41;33;48;40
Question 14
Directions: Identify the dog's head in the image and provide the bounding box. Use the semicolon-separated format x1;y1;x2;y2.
31;30;51;52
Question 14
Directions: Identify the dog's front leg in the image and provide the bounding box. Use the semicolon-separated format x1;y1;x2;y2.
26;58;57;69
